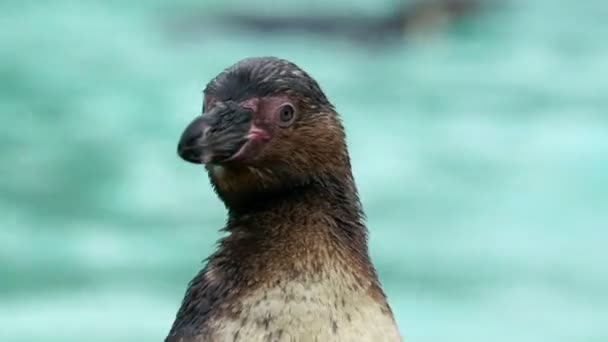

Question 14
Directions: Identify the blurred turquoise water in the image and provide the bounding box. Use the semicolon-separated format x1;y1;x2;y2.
1;1;607;341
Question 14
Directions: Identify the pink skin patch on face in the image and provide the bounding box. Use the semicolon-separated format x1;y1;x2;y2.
239;98;259;112
247;125;270;141
238;98;270;142
202;95;294;162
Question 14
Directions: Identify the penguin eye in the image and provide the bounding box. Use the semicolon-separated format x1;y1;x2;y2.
277;104;295;127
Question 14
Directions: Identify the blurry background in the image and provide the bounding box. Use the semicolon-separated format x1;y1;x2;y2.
1;0;607;341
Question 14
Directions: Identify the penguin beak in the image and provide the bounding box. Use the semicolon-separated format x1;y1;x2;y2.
177;104;253;164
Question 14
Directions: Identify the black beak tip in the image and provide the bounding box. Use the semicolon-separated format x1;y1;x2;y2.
178;115;209;164
177;143;204;164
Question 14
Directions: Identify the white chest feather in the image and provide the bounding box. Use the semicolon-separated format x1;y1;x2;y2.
204;280;403;342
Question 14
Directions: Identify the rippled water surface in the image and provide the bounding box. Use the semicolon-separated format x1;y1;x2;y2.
1;1;607;341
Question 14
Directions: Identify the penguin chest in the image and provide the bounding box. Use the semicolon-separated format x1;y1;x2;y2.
207;281;402;342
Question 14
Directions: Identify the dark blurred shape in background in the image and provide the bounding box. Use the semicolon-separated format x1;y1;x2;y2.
1;0;607;341
168;0;490;45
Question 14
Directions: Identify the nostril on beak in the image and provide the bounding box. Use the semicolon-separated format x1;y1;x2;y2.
201;126;211;139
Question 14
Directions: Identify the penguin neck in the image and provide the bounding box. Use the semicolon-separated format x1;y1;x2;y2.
217;171;376;286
